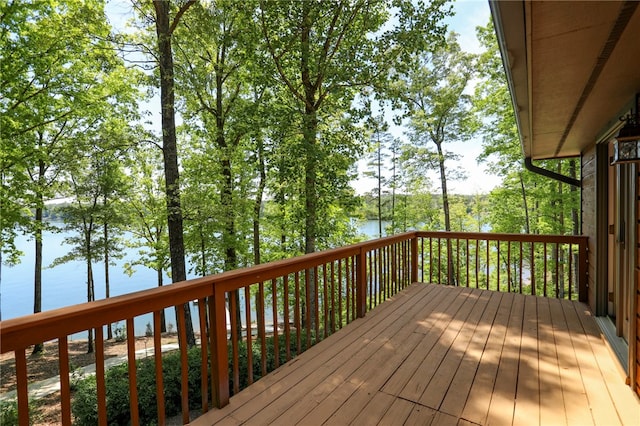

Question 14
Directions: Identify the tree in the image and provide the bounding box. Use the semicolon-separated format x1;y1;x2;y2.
53;139;128;353
151;0;196;347
259;0;450;330
392;32;474;284
259;0;450;254
364;117;392;238
124;145;170;332
0;0;139;350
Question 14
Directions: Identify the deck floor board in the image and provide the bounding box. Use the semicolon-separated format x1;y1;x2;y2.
190;284;639;426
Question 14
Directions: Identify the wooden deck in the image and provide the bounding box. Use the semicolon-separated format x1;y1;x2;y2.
191;284;639;425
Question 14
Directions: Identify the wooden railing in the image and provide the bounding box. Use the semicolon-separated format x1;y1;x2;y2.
0;231;587;425
416;231;588;301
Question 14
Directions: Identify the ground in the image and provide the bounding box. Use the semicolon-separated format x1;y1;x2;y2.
0;334;179;425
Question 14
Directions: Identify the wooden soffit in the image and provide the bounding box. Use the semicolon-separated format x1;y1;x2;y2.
490;1;640;160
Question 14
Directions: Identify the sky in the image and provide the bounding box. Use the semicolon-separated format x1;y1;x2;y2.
353;0;499;196
105;0;499;196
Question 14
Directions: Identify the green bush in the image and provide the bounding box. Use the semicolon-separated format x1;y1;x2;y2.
0;399;20;426
0;398;38;425
72;346;204;425
72;333;310;425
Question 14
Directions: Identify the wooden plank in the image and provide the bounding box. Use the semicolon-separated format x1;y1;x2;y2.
404;404;436;426
547;297;593;425
381;286;471;396
236;284;440;424
273;285;448;425
419;289;493;409
536;297;567;426
431;411;460;426
191;284;432;425
349;391;396;425
460;292;515;425
316;331;424;425
485;292;524;425
398;288;478;402
512;295;540;425
377;397;415;426
439;290;502;417
560;300;623;425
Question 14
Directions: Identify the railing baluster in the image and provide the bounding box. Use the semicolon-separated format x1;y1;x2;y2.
330;262;336;331
126;317;140;425
544;243;548;297
555;243;562;298
271;278;279;369
230;290;240;394
429;237;433;284
568;244;573;299
59;336;71;425
244;286;254;384
314;266;320;340
210;285;229;408
466;239;470;287
259;281;267;374
345;258;351;324
336;261;342;330
475;239;479;288
197;299;209;413
496;240;501;292
486;238;490;290
15;349;28;426
284;274;291;361
519;241;524;294
95;327;108;425
153;311;165;422
295;271;302;351
323;263;329;337
507;241;512;292
530;242;535;295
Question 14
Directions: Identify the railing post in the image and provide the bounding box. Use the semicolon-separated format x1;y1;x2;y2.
356;248;367;318
578;238;588;303
210;285;230;408
411;235;418;284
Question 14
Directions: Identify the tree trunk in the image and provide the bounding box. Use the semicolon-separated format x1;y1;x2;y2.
104;221;112;340
377;140;382;238
519;173;530;234
154;0;196;347
301;5;317;331
253;138;266;266
31;202;44;355
435;142;455;285
86;246;95;354
157;266;167;332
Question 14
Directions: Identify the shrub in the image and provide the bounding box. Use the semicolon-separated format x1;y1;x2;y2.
72;346;204;425
72;332;310;424
0;399;20;425
1;398;38;425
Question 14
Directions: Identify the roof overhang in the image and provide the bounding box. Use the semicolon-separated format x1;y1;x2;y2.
489;1;640;160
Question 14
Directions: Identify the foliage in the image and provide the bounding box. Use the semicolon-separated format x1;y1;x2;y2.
71;333;308;425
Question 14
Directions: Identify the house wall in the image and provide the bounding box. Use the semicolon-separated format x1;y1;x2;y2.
582;146;598;311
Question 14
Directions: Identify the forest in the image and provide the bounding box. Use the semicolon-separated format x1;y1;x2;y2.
1;0;579;350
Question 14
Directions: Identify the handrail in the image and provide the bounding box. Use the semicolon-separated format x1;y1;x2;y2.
0;232;418;354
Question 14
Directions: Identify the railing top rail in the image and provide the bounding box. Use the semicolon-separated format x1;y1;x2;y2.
0;232;417;353
416;231;588;244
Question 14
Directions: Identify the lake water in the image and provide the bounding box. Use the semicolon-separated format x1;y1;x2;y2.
0;220;385;335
